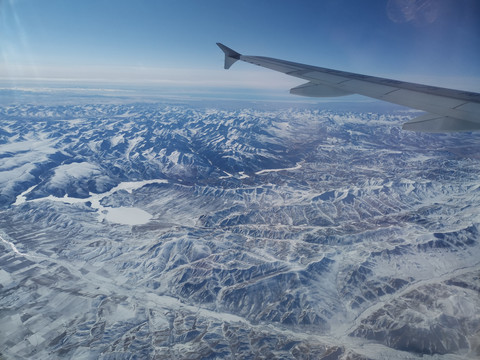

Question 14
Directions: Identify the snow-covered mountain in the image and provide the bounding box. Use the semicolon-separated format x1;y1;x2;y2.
0;102;479;359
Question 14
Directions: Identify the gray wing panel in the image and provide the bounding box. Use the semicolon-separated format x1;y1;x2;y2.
217;43;480;132
290;82;353;97
403;114;480;132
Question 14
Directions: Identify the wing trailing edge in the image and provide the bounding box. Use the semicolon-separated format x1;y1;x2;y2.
402;114;480;132
216;43;480;132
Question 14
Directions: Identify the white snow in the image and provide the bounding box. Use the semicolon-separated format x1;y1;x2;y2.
0;269;13;286
0;233;27;256
105;304;136;323
13;185;37;205
23;179;168;225
126;137;144;161
27;332;45;347
219;171;233;179
437;294;477;318
219;171;250;180
110;134;125;147
50;162;101;186
111;179;168;194
0;139;56;157
255;162;303;175
0;163;36;188
104;207;152;225
168;150;181;165
0;137;57;199
238;171;249;179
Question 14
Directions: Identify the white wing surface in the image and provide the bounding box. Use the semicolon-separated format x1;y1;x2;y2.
217;43;480;132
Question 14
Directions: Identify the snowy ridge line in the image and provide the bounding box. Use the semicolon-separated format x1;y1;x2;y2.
219;171;233;179
13;178;169;205
343;260;480;337
13;185;37;205
2;104;480;358
0;233;26;256
0;230;471;360
0;232;44;261
255;162;303;175
141;293;438;360
0;230;408;359
105;178;168;195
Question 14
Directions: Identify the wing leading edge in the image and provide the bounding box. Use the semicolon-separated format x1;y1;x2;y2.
217;43;480;132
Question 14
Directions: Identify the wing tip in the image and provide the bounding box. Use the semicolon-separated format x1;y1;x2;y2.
217;43;241;69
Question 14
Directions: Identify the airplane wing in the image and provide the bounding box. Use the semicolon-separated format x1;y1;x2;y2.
217;43;480;132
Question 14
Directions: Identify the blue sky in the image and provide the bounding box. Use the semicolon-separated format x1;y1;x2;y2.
1;0;479;95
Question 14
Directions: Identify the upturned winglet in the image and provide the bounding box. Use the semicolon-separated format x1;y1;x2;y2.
217;43;241;69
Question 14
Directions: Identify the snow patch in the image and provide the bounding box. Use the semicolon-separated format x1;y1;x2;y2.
219;171;233;179
24;179;168;226
50;162;101;186
0;269;13;287
0;233;27;256
104;207;152;225
255;162;303;175
168;150;181;165
13;185;37;205
110;134;125;147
